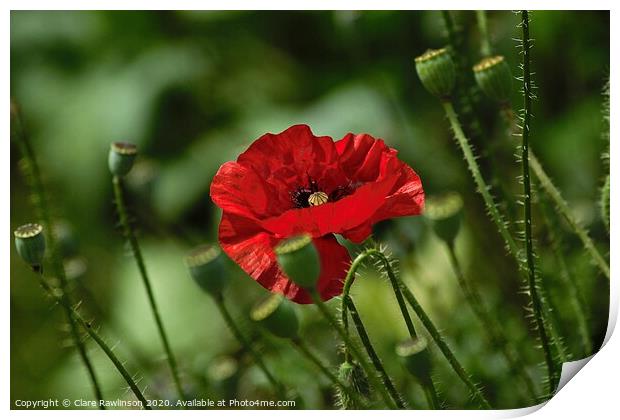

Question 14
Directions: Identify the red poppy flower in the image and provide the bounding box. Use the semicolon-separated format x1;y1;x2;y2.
210;124;424;303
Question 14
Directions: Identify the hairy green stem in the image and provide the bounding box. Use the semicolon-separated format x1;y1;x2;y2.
11;107;104;406
345;297;406;408
445;243;538;401
112;176;185;402
443;101;520;258
395;278;491;409
475;11;492;57
520;10;558;391
36;275;150;409
423;381;441;410
292;337;367;409
309;289;397;409
213;296;287;401
530;154;610;280
539;195;592;356
341;249;440;405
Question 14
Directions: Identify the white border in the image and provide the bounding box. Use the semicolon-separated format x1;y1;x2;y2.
4;2;616;419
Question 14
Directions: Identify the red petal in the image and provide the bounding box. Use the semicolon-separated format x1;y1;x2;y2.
219;213;350;304
210;162;284;220
237;124;348;205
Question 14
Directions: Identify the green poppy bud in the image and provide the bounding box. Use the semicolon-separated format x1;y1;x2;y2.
250;293;299;339
424;192;464;246
473;56;513;104
53;220;79;258
14;223;46;270
275;234;319;290
207;355;239;398
415;48;456;100
185;244;227;297
396;336;433;385
108;142;137;177
336;360;370;409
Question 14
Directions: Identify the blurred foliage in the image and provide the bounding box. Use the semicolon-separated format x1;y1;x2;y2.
11;10;609;409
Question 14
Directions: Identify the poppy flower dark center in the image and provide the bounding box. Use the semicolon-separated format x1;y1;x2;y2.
290;177;355;209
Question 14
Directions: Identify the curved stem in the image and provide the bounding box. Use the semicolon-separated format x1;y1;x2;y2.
395;278;491;409
213;296;287;401
530;153;609;280
446;243;539;402
424;380;440;409
475;11;492;57
112;176;185;402
292;337;367;409
11;107;105;406
309;289;398;409
345;297;406;408
36;275;150;409
519;10;557;392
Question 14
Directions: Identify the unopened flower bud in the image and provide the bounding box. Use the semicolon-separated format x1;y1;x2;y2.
185;244;227;297
207;355;239;398
108;142;137;177
473;56;513;104
396;337;433;385
14;223;46;270
336;360;370;409
53;220;79;258
251;293;299;339
275;234;319;289
415;48;456;99
424;192;464;246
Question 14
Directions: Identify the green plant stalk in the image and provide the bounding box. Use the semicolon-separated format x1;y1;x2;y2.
11;109;105;406
395;278;491;409
445;243;538;401
345;297;406;408
442;101;520;259
539;195;592;356
213;296;288;401
292;337;367;409
308;289;398;409
475;11;492;57
601;174;610;234
36;274;150;409
520;10;558;391
112;176;185;402
340;249;439;406
423;381;441;410
530;154;610;280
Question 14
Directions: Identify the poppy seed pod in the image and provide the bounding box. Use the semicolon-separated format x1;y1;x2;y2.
396;336;433;385
415;48;456;99
185;244;227;297
250;293;299;339
108;142;137;177
14;223;46;269
275;234;320;290
424;192;464;246
473;56;513;104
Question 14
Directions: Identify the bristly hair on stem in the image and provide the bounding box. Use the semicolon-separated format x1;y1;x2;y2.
112;175;186;403
517;10;559;394
10;102;105;406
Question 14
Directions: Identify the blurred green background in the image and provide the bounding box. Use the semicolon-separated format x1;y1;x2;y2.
10;10;609;409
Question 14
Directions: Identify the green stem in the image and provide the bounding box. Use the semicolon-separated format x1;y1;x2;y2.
520;10;558;392
309;289;398;409
539;195;592;356
345;297;406;408
36;275;150;409
112;176;185;402
213;296;287;401
446;243;538;402
395;278;491;409
442;101;520;259
292;337;367;409
423;380;440;409
11;107;105;407
530;153;610;280
475;11;492;57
